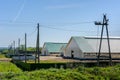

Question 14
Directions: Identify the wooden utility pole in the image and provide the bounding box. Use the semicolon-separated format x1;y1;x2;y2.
13;41;15;54
37;23;40;63
35;23;40;63
18;38;20;49
18;38;20;51
25;33;27;63
8;45;12;54
18;38;20;60
95;14;112;66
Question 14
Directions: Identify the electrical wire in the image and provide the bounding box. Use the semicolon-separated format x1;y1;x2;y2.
27;27;37;37
0;21;93;25
16;27;37;46
0;21;35;25
40;25;96;33
43;21;94;26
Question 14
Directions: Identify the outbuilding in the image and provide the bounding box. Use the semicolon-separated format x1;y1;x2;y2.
64;36;120;59
42;42;67;56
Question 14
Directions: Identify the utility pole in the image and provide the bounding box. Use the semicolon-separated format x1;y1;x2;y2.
8;45;12;54
25;33;27;63
37;23;40;63
36;23;40;63
95;14;112;66
18;38;20;51
18;38;20;60
13;41;15;54
9;44;12;54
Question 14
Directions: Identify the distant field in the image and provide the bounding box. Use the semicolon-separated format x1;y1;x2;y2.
0;54;11;62
27;56;81;63
0;54;6;58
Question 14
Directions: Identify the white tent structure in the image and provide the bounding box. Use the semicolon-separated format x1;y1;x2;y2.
64;36;120;59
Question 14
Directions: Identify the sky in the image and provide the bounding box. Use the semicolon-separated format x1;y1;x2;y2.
0;0;120;47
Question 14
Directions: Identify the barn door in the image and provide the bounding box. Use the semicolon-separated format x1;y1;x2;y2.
71;50;74;58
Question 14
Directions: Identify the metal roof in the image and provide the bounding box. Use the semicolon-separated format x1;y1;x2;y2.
72;36;120;53
72;37;94;52
43;42;67;52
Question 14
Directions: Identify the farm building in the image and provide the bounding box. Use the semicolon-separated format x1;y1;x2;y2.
60;44;67;56
42;42;67;56
64;36;120;59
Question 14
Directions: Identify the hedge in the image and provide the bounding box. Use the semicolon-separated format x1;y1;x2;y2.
13;61;89;71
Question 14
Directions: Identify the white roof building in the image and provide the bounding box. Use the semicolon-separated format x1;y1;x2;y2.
64;36;120;59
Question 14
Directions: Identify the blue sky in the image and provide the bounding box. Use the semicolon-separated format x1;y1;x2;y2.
0;0;120;47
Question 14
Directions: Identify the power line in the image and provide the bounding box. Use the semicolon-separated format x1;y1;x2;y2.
0;21;93;25
41;25;97;33
43;21;94;26
16;27;37;46
0;21;35;25
40;25;120;33
27;27;37;37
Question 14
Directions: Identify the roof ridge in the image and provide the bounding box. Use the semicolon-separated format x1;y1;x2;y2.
45;42;67;44
71;36;120;39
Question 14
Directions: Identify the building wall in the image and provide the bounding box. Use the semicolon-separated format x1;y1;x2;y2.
42;48;61;56
42;48;49;56
65;38;84;58
86;38;120;53
60;46;66;56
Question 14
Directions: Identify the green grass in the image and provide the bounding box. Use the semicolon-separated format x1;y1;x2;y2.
0;54;6;58
1;62;120;80
27;60;68;63
0;62;22;72
40;60;68;63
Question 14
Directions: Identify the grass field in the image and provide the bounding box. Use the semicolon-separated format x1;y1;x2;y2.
0;62;22;72
0;54;6;58
27;56;81;63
